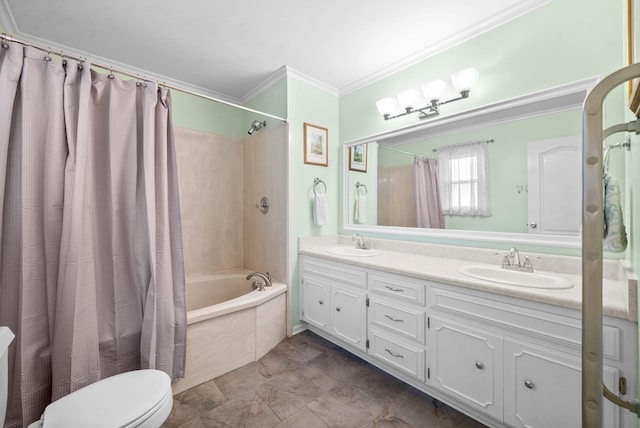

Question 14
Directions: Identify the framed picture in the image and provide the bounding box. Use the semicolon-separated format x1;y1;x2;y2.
304;123;328;166
349;144;367;172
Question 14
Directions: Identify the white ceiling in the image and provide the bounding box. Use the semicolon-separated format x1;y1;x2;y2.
0;0;548;103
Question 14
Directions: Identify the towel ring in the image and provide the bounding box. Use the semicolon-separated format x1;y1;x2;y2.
313;178;327;195
355;182;367;195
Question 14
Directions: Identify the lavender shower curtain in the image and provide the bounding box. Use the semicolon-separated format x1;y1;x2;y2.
413;157;444;228
0;42;186;427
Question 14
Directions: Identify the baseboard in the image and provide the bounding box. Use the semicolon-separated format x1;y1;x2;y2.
290;323;308;336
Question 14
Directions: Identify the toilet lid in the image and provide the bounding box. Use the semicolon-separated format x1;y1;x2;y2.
42;369;171;428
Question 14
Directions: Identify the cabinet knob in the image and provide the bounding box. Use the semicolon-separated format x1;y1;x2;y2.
529;222;537;229
336;307;341;312
318;300;324;305
524;380;535;389
475;361;485;370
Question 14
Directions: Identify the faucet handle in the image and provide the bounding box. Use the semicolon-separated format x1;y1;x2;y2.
521;256;534;272
493;252;510;268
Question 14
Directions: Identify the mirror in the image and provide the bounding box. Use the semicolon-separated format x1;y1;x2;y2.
343;78;626;248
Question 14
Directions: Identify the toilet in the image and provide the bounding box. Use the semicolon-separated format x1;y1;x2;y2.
0;327;174;428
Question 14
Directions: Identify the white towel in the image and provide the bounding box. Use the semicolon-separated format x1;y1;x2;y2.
314;193;328;226
354;193;368;223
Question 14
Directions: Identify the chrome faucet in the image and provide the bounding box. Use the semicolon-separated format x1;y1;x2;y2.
246;271;272;291
509;247;521;268
352;233;370;250
496;247;534;273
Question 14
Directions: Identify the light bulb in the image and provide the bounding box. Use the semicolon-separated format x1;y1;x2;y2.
397;89;419;112
376;97;399;118
451;68;479;93
422;79;447;102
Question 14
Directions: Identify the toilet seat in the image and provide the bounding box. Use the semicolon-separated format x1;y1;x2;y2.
30;369;172;428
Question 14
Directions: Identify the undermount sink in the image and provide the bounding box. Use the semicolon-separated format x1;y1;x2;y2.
326;246;381;257
459;265;574;289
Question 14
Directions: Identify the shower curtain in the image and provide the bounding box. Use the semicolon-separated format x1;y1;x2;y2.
0;42;186;427
413;157;444;228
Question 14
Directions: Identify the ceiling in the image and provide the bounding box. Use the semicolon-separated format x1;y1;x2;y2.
0;0;548;103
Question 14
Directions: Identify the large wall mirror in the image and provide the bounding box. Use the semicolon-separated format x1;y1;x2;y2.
342;77;624;249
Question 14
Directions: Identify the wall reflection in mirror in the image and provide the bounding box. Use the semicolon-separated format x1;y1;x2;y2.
346;107;627;238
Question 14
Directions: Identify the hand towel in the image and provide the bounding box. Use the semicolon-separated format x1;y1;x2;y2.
314;193;328;226
354;193;368;223
603;173;627;252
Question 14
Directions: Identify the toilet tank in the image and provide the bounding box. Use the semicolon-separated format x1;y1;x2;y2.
0;327;15;426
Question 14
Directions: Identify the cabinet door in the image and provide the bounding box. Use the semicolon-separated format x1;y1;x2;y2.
504;339;619;428
429;317;503;421
331;286;367;351
301;275;330;331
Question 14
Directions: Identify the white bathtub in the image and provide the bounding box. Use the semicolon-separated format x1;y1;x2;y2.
172;269;287;394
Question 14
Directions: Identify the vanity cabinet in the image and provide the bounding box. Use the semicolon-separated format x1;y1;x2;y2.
300;257;367;352
429;316;504;420
299;255;636;428
367;271;428;381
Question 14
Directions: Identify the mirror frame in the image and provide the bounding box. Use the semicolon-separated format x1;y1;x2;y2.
342;76;601;249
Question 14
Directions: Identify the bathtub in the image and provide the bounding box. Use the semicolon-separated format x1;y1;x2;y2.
172;269;287;394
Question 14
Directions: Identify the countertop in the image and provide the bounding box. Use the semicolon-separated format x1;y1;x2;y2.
299;243;635;322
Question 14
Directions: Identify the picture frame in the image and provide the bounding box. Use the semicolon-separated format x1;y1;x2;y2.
349;144;367;172
304;123;328;167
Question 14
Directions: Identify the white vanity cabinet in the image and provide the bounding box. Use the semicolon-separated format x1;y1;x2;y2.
300;256;367;352
429;316;504;420
299;255;637;428
428;285;625;428
367;271;428;381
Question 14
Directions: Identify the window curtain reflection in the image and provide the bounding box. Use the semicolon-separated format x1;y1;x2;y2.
413;157;444;228
0;42;186;427
436;141;492;217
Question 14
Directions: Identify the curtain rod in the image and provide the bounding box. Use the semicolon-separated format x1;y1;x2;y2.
0;33;288;123
432;138;494;152
378;144;433;159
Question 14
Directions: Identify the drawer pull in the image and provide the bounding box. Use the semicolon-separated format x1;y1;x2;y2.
385;348;404;359
384;314;404;323
385;285;404;293
524;380;535;389
475;361;485;370
318;300;324;305
336;307;341;312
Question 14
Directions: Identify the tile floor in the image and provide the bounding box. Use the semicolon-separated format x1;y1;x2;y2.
163;330;488;428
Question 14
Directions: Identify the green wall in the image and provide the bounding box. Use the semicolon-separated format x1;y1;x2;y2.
286;77;339;327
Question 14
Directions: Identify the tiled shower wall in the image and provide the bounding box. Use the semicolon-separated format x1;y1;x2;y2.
174;124;287;281
243;123;288;283
175;127;244;277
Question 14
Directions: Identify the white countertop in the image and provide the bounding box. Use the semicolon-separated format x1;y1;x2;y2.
299;243;635;321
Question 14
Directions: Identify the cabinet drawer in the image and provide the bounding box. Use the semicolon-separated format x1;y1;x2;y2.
369;328;425;381
429;286;621;359
369;271;426;305
301;256;367;289
369;297;425;344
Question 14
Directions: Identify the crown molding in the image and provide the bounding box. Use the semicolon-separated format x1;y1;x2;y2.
242;65;339;104
339;0;553;96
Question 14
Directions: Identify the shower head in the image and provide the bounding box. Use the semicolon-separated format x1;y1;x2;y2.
247;120;266;135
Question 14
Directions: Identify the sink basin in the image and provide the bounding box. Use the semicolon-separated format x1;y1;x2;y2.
459;265;573;289
326;246;381;257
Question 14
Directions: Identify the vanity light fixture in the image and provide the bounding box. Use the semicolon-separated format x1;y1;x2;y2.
376;67;479;120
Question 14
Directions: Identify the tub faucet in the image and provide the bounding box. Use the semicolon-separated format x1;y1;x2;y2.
246;271;272;291
352;233;370;250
